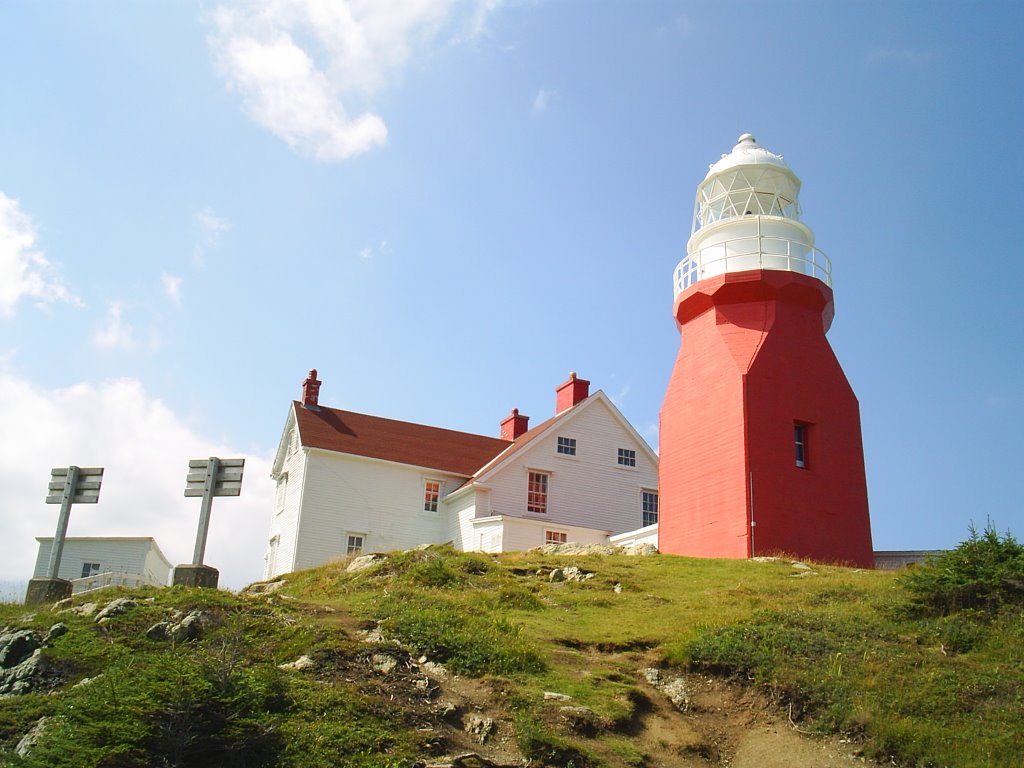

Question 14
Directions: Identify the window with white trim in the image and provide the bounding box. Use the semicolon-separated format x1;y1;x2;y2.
617;448;636;467
346;534;365;556
545;530;567;544
81;562;101;579
275;472;288;512
794;423;808;468
527;471;549;514
642;490;659;527
423;479;441;512
557;436;577;456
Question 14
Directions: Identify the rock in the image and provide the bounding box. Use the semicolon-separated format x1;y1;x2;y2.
532;543;619;556
242;580;287;595
543;691;573;701
642;667;688;711
43;624;68;644
346;554;388;573
424;753;511;768
15;716;50;757
171;610;209;641
357;627;385;644
278;655;315;671
94;598;137;622
791;561;812;570
372;653;398;674
659;677;689;711
622;543;658;556
56;600;97;617
0;630;41;668
421;661;449;679
562;566;594;582
549;568;565;582
0;648;45;695
146;622;172;641
613;582;623;593
433;700;459;720
464;714;496;743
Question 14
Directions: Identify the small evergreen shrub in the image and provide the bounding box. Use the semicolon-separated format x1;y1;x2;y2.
900;523;1024;617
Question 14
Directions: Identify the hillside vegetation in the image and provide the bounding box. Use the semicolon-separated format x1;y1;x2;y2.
1;527;1021;767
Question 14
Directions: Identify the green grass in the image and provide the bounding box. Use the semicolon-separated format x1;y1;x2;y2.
2;538;1022;767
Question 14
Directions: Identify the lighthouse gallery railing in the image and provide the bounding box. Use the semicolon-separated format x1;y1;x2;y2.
673;234;832;299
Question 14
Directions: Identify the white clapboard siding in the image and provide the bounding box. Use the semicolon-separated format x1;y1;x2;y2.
264;423;309;579
290;450;468;572
482;395;658;535
445;490;478;549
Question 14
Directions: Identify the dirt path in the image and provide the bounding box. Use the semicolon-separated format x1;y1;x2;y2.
294;599;874;767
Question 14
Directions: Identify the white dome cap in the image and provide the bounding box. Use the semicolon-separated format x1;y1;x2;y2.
705;134;793;180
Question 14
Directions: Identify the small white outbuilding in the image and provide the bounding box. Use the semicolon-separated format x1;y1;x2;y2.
33;536;172;593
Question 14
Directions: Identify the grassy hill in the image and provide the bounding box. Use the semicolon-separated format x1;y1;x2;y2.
1;532;1021;767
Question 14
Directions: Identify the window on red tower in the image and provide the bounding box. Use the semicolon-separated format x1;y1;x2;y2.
527;471;549;514
794;423;808;468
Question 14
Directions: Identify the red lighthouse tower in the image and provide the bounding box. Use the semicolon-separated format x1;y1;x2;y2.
659;134;873;567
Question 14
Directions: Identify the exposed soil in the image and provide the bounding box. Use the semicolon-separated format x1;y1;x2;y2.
296;601;876;767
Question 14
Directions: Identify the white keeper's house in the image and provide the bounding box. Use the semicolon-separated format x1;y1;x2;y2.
264;370;659;579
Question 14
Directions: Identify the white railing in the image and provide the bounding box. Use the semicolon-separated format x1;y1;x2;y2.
673;234;831;298
70;571;161;595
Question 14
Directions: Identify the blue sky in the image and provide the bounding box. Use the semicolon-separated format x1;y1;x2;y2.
1;1;1021;591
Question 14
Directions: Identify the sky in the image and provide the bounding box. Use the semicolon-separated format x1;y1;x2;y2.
1;1;1021;592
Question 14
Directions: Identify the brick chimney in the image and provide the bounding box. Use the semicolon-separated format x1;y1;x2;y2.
301;368;322;409
555;371;590;413
500;408;530;440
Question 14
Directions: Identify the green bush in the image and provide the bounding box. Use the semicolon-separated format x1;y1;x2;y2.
900;523;1024;617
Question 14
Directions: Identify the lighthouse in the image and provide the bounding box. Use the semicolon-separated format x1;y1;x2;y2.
658;134;874;568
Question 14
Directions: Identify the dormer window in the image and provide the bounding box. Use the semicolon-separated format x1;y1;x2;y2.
557;436;577;456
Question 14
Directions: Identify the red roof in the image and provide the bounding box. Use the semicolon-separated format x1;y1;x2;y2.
293;402;512;476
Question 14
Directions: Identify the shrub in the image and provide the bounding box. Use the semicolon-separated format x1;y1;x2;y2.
900;523;1024;617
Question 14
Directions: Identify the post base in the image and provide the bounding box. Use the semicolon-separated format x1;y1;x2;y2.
172;564;220;589
24;578;73;606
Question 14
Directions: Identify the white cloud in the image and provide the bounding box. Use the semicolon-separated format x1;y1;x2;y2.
193;207;230;266
162;273;184;305
358;239;391;261
0;192;80;317
533;87;556;113
93;302;137;351
207;0;503;162
0;371;274;590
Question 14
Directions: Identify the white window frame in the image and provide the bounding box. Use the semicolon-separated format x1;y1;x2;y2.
527;470;549;514
556;436;577;456
423;479;441;513
617;448;637;467
642;489;659;527
275;472;288;513
346;533;366;556
81;562;101;579
545;530;568;545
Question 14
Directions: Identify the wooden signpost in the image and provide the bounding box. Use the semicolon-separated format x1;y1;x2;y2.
25;466;104;605
173;457;245;588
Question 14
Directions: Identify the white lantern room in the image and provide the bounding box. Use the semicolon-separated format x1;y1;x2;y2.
674;134;831;298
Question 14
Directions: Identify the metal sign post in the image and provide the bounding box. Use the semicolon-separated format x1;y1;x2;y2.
44;466;104;577
174;457;244;588
25;466;104;606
